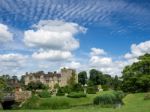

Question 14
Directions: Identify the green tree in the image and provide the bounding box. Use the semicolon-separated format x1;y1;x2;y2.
67;70;76;86
26;81;48;91
0;77;6;90
89;69;109;85
78;71;87;85
112;75;122;90
122;54;150;92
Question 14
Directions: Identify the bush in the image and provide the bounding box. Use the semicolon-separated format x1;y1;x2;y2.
56;87;65;96
87;86;97;94
67;92;86;98
144;93;150;100
22;95;40;109
113;91;125;103
71;83;84;92
38;90;51;98
63;85;71;93
93;91;124;106
101;85;109;91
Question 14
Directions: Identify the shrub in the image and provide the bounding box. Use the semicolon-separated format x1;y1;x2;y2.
94;93;116;105
113;91;125;103
93;91;124;106
63;85;71;93
144;93;150;100
101;85;109;91
38;90;51;98
56;87;65;96
71;83;84;92
67;92;86;98
87;86;97;94
22;95;40;109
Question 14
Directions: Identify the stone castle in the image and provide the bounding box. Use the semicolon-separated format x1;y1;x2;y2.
23;68;77;88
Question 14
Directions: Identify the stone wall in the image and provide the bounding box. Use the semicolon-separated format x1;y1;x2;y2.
15;91;31;102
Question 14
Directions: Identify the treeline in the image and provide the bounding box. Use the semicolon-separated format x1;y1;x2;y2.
0;54;150;94
78;69;122;91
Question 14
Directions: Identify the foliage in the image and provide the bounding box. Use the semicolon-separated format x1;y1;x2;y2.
56;87;65;96
3;85;13;92
67;92;86;98
63;85;71;93
89;69;114;88
93;91;124;106
37;90;51;98
22;95;40;109
26;81;48;91
4;92;150;112
71;83;84;92
101;85;109;91
112;75;122;90
54;83;60;89
144;93;150;100
122;54;150;92
0;78;6;90
78;71;87;85
87;86;97;94
67;70;76;86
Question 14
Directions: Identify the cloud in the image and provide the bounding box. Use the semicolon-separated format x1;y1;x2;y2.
0;53;28;75
124;40;150;60
1;0;149;29
66;61;81;69
90;56;112;67
88;40;150;76
0;23;13;43
24;20;86;50
32;49;72;61
90;48;106;56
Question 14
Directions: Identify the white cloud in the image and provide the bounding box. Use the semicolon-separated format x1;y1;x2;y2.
90;48;106;56
0;23;13;43
32;49;72;61
66;61;81;69
0;53;28;74
88;40;150;76
24;20;86;51
90;56;112;67
124;40;150;60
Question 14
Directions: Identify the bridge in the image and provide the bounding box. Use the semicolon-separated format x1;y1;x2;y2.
1;93;15;109
1;91;31;109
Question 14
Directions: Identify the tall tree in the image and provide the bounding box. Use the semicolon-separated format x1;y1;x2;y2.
112;75;122;90
89;69;106;85
78;71;87;85
122;54;150;92
67;70;76;86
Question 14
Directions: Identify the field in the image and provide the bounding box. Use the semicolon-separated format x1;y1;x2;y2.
1;92;150;112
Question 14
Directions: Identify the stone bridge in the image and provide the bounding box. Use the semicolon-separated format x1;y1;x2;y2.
1;91;31;109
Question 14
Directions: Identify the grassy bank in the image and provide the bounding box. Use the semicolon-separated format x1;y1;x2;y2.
1;92;150;112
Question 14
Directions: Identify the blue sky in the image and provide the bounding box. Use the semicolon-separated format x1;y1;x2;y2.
0;0;150;76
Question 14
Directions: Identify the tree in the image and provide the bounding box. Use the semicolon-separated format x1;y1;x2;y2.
67;70;76;86
78;71;87;85
89;69;108;85
0;77;6;90
122;54;150;92
26;81;48;91
112;75;122;90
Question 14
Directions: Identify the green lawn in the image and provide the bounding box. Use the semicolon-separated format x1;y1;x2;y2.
1;92;150;112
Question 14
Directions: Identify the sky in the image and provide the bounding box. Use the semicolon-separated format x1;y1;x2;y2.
0;0;150;77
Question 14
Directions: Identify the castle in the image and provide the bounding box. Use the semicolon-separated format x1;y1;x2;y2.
23;68;77;88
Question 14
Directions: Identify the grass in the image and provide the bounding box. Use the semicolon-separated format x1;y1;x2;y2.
1;92;150;112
